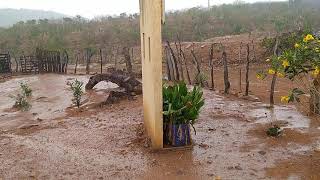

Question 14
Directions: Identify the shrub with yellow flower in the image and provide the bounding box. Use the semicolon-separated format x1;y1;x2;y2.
268;69;276;75
277;72;285;78
261;33;318;105
282;60;289;68
281;96;290;103
303;34;314;42
312;67;320;77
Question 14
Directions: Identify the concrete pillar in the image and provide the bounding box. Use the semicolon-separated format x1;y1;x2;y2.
139;0;165;149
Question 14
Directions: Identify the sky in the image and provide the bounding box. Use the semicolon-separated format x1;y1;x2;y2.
0;0;286;18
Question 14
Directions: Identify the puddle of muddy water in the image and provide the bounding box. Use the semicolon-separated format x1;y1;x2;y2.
0;74;119;128
248;102;310;129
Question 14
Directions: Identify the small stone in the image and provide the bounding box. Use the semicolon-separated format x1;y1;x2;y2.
208;128;216;132
315;146;320;152
199;143;209;149
227;166;234;170
250;172;257;176
151;159;157;166
235;165;243;170
258;151;267;155
207;160;213;164
144;141;150;148
32;113;38;116
176;169;184;175
19;124;39;129
207;173;215;177
36;118;43;122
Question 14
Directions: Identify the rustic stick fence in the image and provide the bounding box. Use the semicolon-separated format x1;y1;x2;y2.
19;48;68;74
0;53;11;74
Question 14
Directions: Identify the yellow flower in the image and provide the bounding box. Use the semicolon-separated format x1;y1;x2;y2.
312;67;320;77
277;72;285;78
294;43;300;48
281;96;290;103
282;60;290;68
256;74;263;79
268;69;276;75
303;34;314;42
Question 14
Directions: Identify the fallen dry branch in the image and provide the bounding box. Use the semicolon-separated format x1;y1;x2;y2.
85;70;142;104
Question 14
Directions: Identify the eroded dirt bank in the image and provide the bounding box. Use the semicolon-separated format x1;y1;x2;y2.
0;74;319;179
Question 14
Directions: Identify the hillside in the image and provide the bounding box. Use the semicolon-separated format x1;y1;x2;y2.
0;8;68;27
0;1;319;57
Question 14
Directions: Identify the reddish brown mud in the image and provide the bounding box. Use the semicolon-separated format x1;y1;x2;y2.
0;73;319;179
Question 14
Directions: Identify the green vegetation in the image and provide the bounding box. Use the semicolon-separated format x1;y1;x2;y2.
163;82;204;146
264;33;319;103
69;79;84;108
266;125;283;137
163;82;204;126
10;82;32;111
20;82;33;97
0;1;319;57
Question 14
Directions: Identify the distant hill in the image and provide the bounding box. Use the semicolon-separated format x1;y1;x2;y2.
0;8;68;27
305;0;320;5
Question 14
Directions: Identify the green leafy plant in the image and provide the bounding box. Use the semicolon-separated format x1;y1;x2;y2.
266;125;283;137
69;79;84;108
163;82;205;130
10;94;31;111
9;82;32;111
261;33;319;104
20;82;32;97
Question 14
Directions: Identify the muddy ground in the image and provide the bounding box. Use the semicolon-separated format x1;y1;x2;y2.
0;67;320;179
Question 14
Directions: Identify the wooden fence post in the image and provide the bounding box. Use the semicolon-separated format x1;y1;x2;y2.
222;49;230;94
165;47;172;81
74;53;79;74
245;44;250;96
123;47;133;75
209;44;215;90
175;41;184;82
100;49;103;74
239;42;242;92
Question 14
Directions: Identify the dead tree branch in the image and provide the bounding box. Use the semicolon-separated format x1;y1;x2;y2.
270;36;280;106
166;40;180;81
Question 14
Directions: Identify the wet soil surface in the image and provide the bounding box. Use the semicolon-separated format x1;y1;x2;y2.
0;74;319;179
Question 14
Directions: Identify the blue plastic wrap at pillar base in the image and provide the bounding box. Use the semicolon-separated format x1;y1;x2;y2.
164;123;192;147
